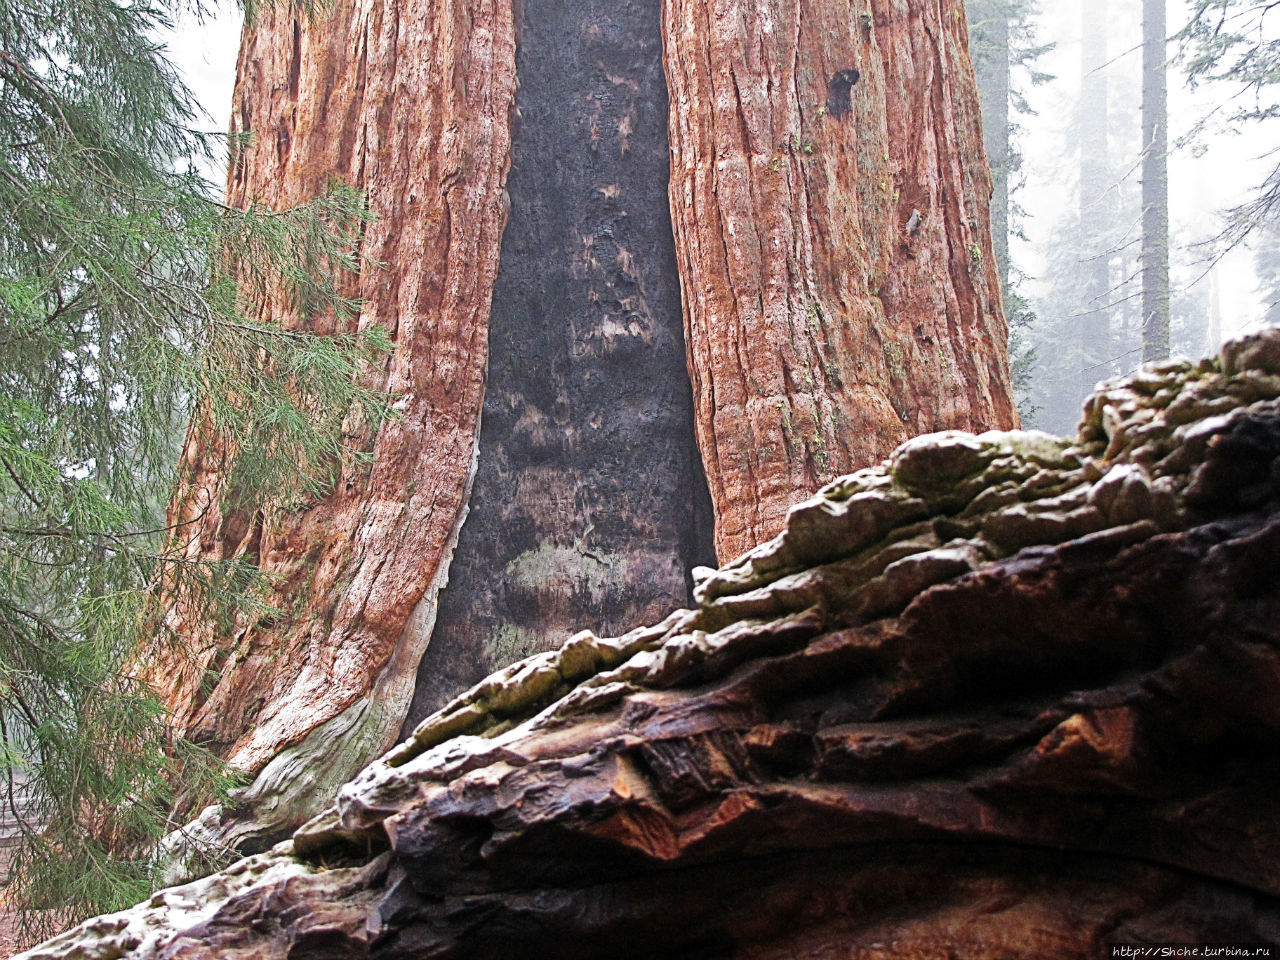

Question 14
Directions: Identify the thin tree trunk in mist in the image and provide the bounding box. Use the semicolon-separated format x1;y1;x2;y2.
1078;0;1112;402
1209;267;1223;353
1142;0;1171;361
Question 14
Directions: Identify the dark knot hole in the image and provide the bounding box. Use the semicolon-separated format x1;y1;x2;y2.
826;68;861;119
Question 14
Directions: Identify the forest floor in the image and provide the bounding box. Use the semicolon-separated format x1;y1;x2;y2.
0;893;62;958
0;890;47;959
0;899;23;959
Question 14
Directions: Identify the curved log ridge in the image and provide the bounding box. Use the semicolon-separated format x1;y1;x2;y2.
135;0;519;864
665;0;1018;560
32;336;1280;958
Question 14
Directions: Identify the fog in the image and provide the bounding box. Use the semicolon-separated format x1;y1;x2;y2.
1017;0;1276;348
162;4;239;183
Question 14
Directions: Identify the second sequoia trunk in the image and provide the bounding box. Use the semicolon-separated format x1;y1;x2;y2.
666;0;1018;559
147;0;1017;868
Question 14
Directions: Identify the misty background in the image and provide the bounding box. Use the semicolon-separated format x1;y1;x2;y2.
163;0;1280;434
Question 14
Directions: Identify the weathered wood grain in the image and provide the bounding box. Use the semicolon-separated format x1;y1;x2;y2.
24;334;1280;959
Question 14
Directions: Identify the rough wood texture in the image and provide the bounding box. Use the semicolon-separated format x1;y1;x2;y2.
138;0;518;865
24;332;1280;959
403;0;716;726
664;0;1018;560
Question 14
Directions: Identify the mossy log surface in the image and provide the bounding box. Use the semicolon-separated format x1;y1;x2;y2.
19;332;1280;959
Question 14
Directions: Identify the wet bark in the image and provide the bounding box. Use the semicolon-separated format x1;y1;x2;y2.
664;0;1018;560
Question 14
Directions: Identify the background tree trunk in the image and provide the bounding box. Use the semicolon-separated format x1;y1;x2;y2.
145;0;1017;868
1142;0;1171;362
1077;0;1112;406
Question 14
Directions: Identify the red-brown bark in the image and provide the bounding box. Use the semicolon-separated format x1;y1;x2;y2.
139;0;518;839
664;0;1018;560
138;0;1020;865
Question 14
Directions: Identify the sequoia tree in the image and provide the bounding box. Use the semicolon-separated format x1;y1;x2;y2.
143;0;1018;874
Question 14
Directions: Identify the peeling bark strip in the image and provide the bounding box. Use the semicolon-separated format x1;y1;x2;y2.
663;0;1018;560
404;0;716;725
139;0;518;858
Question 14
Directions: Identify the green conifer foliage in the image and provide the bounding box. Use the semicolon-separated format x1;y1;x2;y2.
0;0;387;936
1177;0;1280;244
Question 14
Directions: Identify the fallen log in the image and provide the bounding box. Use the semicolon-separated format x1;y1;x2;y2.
19;333;1280;958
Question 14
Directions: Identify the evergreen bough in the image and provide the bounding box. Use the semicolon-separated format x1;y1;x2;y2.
1177;0;1280;246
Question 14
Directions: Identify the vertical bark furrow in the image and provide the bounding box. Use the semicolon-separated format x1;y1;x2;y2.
665;0;1018;561
141;0;518;851
403;0;716;726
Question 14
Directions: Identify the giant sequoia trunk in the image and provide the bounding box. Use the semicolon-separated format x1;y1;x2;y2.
144;0;1017;869
20;333;1280;959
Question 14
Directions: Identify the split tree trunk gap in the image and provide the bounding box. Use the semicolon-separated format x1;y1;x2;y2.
404;0;717;727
